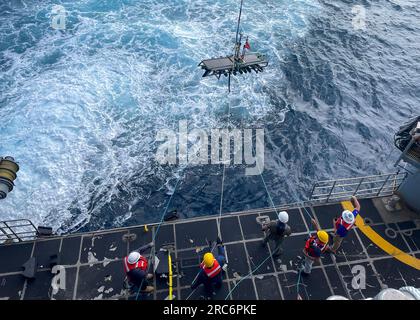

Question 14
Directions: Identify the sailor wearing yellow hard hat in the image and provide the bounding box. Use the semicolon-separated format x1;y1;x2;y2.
191;237;226;298
301;219;330;275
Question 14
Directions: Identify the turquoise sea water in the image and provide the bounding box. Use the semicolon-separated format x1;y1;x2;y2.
0;0;418;232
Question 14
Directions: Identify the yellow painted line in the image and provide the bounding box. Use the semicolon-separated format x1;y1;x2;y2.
341;201;420;270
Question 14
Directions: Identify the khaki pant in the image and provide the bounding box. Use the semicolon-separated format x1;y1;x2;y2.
303;256;314;274
331;234;344;252
263;233;284;256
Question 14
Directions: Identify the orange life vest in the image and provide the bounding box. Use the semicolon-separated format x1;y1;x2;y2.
200;259;222;278
304;236;328;257
335;216;354;231
123;255;148;274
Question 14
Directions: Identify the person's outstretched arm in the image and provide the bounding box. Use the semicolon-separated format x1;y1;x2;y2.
351;196;361;211
311;219;321;231
216;247;227;266
136;242;154;254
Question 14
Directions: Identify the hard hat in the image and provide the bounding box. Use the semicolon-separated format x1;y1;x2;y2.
203;252;215;268
278;211;289;223
317;230;329;244
342;210;355;224
127;251;141;264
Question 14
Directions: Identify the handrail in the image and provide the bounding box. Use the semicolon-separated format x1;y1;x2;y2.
310;172;401;184
309;172;407;204
0;219;39;243
312;176;406;190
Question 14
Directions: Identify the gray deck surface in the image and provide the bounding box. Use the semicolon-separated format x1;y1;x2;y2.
0;198;419;300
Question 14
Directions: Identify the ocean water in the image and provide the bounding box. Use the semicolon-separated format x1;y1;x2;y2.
0;0;418;233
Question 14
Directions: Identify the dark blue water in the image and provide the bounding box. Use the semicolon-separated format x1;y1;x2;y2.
0;0;419;232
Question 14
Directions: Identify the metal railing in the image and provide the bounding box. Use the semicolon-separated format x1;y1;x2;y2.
309;172;407;204
0;219;39;243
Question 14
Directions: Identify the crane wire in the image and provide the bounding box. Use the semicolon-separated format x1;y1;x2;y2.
135;172;184;300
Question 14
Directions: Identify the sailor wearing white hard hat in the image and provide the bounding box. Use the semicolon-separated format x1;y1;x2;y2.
123;242;155;294
261;211;292;257
331;196;361;252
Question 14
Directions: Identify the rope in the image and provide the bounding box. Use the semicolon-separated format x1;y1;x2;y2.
218;98;233;236
296;268;303;299
224;153;283;299
300;202;315;221
185;241;219;300
291;202;319;300
135;173;183;301
224;180;311;300
224;245;281;300
340;248;366;299
185;286;197;301
221;76;285;299
218;166;227;236
258;168;278;215
185;89;228;301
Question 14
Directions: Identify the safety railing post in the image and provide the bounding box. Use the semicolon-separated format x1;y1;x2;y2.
326;181;336;203
377;173;392;196
0;219;39;242
309;183;317;200
353;177;364;196
0;225;13;241
3;221;22;242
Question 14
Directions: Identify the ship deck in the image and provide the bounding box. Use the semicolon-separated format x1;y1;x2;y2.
0;197;419;300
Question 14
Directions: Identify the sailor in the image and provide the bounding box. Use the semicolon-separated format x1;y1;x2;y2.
191;237;226;298
301;220;329;275
123;242;154;294
261;211;292;257
330;196;361;253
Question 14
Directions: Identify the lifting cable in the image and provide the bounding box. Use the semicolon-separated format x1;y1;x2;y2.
135;81;219;300
224;156;284;300
222;98;319;300
296;202;316;299
135;170;184;300
185;93;232;301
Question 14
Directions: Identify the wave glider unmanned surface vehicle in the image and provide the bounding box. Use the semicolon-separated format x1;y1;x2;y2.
198;0;268;92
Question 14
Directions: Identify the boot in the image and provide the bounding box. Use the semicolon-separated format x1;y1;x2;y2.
273;247;283;258
141;286;155;293
261;238;268;248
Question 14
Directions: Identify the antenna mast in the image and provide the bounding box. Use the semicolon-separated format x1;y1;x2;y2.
230;0;244;92
198;0;268;93
235;0;244;53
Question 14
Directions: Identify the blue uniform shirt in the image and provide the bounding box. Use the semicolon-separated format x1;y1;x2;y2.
336;209;359;237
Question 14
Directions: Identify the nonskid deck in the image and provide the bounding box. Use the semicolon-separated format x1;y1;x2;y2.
0;197;419;300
